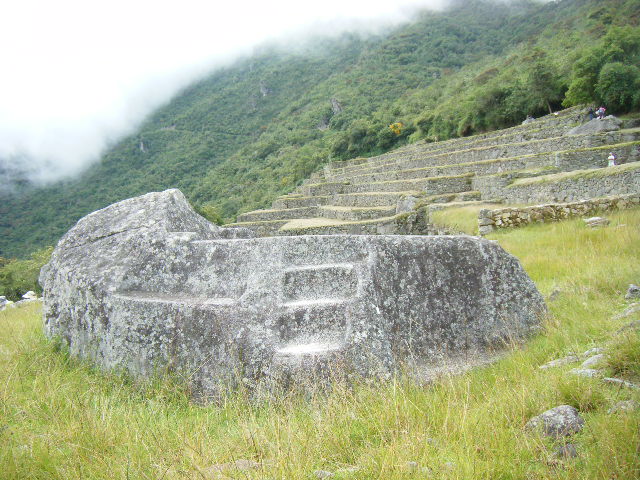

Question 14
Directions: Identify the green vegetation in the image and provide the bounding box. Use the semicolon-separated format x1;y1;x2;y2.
429;203;503;234
2;209;639;479
0;247;52;301
2;0;640;258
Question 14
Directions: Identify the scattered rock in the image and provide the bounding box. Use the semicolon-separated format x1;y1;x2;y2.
569;368;602;378
613;303;640;321
581;354;606;368
607;400;640;414
336;466;359;474
539;355;580;369
581;347;604;358
525;405;585;438
547;288;562;302
314;469;334;479
565;116;622;135
553;443;578;460
625;284;640;300
405;461;419;471
583;216;610;228
603;378;640;390
204;459;261;477
617;319;640;334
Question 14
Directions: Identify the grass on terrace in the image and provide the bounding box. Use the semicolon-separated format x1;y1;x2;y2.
1;209;639;479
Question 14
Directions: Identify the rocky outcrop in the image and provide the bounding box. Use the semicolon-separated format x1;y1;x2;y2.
566;116;622;136
40;189;546;399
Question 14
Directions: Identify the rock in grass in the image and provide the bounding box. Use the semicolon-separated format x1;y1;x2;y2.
625;284;640;300
581;354;606;368
603;378;640;390
40;189;546;399
553;443;578;459
607;400;640;414
613;303;640;321
539;355;580;369
617;320;640;334
570;368;602;378
314;469;334;478
583;216;610;228
581;347;604;358
525;405;585;438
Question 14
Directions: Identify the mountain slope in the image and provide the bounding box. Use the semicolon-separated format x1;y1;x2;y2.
1;0;639;258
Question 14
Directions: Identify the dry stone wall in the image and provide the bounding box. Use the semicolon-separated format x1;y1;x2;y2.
501;162;640;204
478;193;640;235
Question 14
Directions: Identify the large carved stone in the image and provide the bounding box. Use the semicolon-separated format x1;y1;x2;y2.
40;189;545;399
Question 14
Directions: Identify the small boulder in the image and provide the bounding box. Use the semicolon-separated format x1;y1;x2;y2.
613;303;640;321
625;284;640;300
583;217;610;228
22;291;37;300
314;469;334;479
581;347;604;358
581;354;606;368
570;368;602;378
607;400;640;414
525;405;585;438
539;355;580;369
603;378;640;390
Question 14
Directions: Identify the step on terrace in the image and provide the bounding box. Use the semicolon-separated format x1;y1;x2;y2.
225;108;640;236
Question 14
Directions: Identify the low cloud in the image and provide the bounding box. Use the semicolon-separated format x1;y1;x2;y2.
0;0;458;188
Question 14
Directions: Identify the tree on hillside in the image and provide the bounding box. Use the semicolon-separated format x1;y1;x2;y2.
595;62;640;112
564;26;640;109
524;49;563;114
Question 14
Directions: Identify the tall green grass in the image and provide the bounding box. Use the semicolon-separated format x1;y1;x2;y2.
1;209;639;479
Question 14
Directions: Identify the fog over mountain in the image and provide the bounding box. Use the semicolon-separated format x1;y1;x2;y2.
0;0;461;188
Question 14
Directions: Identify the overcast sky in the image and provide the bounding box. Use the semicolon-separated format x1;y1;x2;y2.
0;0;454;187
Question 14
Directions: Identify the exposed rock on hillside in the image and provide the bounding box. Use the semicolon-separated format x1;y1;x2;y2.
40;189;546;399
565;116;622;136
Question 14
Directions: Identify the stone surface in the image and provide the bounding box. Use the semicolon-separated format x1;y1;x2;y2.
569;368;602;378
539;355;580;369
584;216;610;228
625;284;640;300
607;400;640;414
566;116;622;136
581;354;606;368
525;405;585;438
603;378;640;390
477;194;640;233
22;291;37;300
314;470;334;479
613;303;640;321
581;347;604;358
40;189;546;399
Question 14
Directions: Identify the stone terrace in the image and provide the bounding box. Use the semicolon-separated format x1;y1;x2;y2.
226;107;640;235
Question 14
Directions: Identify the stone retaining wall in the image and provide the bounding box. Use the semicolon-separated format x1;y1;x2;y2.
477;193;640;235
502;162;640;204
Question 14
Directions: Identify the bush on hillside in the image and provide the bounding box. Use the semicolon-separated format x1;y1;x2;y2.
0;247;53;301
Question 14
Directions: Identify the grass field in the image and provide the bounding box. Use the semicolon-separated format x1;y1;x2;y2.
1;209;639;479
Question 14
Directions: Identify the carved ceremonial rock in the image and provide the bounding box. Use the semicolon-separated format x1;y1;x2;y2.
40;189;545;398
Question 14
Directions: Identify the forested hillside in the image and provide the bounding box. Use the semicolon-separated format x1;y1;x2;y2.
1;0;639;258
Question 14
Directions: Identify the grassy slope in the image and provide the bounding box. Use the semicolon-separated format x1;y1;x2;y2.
1;210;639;479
